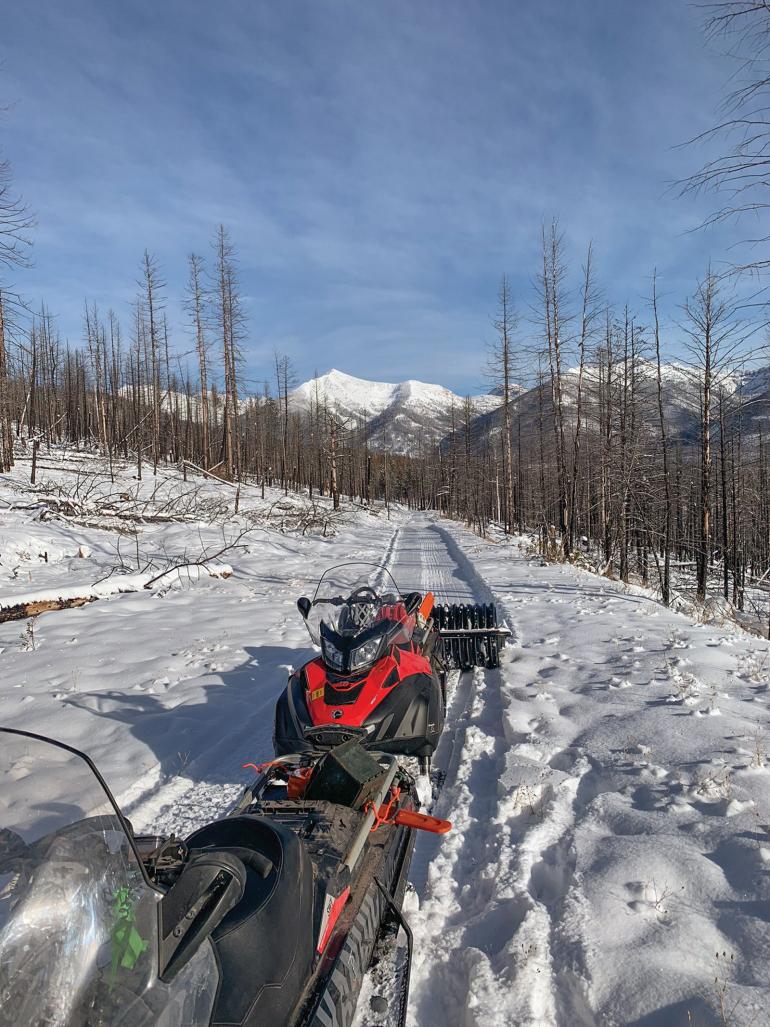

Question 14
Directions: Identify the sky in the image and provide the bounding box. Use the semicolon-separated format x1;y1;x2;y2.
0;0;756;394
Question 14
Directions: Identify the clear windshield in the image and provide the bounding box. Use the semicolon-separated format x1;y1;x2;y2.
0;730;218;1027
305;563;407;646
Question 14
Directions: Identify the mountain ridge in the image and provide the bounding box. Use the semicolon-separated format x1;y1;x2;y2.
289;363;770;454
289;368;502;454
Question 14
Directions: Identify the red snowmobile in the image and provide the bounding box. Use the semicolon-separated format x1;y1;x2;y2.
274;563;509;775
0;571;507;1027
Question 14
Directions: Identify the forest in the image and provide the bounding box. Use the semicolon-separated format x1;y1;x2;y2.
1;2;770;636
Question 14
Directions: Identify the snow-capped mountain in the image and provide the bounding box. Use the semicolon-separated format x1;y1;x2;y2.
290;369;502;454
469;360;770;449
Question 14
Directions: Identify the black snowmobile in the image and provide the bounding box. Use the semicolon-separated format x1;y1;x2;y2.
274;563;509;774
0;728;449;1027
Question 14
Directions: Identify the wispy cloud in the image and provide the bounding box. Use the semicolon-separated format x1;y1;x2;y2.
0;0;749;391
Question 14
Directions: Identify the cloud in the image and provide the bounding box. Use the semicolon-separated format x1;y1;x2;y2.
0;0;754;392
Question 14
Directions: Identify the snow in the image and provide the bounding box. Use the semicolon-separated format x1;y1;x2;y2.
399;522;770;1027
291;368;500;420
290;369;502;453
3;456;770;1026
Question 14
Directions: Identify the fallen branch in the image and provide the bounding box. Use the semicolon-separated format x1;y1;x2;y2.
182;460;237;488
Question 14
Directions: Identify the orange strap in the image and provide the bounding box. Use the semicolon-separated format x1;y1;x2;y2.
419;591;435;620
242;759;282;774
367;787;402;831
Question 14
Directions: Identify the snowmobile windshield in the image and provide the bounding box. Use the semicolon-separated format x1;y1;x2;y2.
303;563;416;675
0;729;219;1027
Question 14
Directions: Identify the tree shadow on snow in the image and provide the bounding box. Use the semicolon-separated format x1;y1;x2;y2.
62;644;314;789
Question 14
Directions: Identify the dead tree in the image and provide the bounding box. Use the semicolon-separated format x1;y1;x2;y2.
139;250;164;472
274;352;295;495
185;253;211;468
682;271;741;602
652;271;673;604
488;275;518;532
540;221;572;557
213;226;244;480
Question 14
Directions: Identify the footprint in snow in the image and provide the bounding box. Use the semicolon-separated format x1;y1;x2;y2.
609;677;633;690
624;881;677;921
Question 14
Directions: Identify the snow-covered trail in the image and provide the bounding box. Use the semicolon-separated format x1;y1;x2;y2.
5;460;770;1027
387;519;479;602
398;521;770;1027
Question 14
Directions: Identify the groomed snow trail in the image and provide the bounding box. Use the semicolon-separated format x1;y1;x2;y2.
394;520;770;1027
386;519;596;1027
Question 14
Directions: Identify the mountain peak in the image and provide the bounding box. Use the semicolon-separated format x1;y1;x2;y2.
289;369;501;454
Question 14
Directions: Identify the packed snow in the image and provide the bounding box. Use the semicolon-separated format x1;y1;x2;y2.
2;452;770;1026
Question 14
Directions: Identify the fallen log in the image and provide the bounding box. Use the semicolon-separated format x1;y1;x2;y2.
182;460;237;488
0;596;94;624
0;563;234;623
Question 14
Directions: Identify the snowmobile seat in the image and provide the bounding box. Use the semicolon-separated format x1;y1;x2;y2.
186;814;314;1027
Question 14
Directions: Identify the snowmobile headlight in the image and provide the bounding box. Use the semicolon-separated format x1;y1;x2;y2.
321;637;344;671
350;637;382;671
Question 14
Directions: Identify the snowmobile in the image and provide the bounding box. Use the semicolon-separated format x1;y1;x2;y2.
274;563;510;774
0;573;507;1027
0;727;449;1027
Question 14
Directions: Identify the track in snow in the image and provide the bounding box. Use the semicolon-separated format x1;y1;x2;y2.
388;519;479;603
373;520;597;1027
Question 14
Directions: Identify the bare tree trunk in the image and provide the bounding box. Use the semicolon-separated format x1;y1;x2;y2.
652;271;672;605
0;291;13;471
187;253;211;469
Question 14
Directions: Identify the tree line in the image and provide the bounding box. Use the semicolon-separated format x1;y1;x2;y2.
1;219;768;632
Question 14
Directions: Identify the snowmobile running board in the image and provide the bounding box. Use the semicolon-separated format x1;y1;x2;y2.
431;602;510;671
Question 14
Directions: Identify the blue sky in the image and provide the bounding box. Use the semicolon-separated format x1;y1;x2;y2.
0;0;750;393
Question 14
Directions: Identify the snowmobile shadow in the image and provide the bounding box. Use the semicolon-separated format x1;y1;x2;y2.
62;644;313;790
